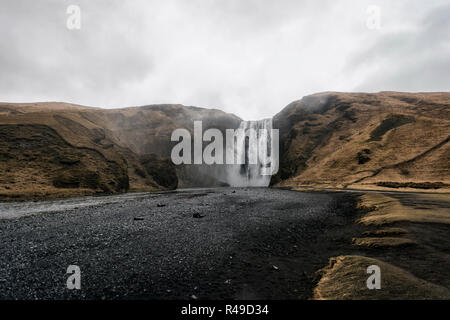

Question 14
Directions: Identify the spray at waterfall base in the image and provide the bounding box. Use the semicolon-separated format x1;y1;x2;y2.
171;120;279;187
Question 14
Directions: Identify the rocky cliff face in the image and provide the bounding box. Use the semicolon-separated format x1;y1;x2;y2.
271;92;450;192
0;102;241;199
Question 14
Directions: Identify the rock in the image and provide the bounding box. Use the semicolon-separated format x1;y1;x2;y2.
357;151;371;164
272;265;279;270
157;203;166;207
193;213;204;219
140;154;178;190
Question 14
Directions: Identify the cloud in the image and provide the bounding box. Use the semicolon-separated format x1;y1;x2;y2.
0;0;448;119
351;2;450;92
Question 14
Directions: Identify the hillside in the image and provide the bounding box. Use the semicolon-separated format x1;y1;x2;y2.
271;92;450;192
1;91;448;200
0;102;240;200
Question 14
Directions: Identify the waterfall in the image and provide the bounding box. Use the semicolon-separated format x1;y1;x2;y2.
226;119;276;187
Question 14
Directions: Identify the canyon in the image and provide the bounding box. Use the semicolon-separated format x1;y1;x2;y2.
0;91;449;200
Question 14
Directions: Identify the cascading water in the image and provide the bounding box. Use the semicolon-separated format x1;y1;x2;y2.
226;119;277;187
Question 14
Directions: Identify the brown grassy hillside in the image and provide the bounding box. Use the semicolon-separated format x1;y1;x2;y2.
271;92;450;192
0;123;128;200
0;102;240;200
2;91;448;199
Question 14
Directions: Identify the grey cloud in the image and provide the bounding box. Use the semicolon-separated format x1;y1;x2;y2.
0;0;448;118
0;0;153;104
350;3;450;92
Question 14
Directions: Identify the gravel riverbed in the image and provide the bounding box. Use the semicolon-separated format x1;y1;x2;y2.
0;188;362;300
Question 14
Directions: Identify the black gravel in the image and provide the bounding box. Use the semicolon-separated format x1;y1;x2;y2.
0;188;362;300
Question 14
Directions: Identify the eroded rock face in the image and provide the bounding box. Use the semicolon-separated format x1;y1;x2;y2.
271;92;450;191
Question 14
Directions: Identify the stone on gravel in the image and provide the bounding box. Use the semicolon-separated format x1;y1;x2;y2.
193;212;205;218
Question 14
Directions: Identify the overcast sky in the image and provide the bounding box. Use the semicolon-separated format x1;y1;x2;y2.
0;0;448;120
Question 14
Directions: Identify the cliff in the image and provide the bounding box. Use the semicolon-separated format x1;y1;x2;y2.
271;92;450;192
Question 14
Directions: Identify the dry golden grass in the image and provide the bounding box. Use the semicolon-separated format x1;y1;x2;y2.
272;92;450;192
0;103;186;199
362;227;408;236
352;237;416;248
0;101;242;197
0;124;131;200
313;190;450;300
314;255;450;300
357;193;450;226
0;101;242;199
